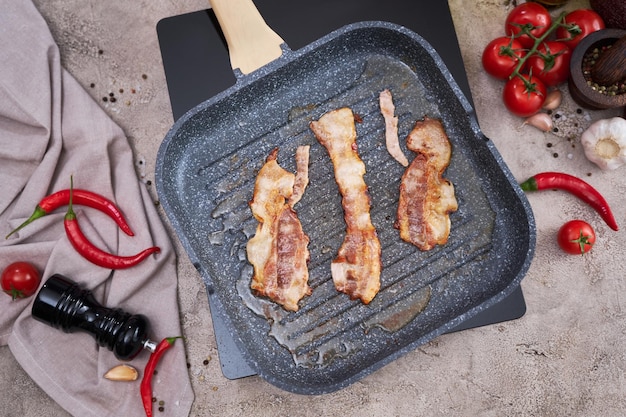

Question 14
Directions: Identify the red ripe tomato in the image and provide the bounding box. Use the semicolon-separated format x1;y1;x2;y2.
482;37;526;79
1;261;41;300
505;3;552;48
557;220;596;255
502;74;547;117
556;9;605;50
525;41;572;86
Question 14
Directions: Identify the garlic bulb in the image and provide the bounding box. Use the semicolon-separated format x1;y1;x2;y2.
581;117;626;171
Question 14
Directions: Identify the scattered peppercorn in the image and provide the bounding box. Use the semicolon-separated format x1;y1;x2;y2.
110;97;117;103
119;88;124;93
90;83;95;88
98;49;103;55
553;153;558;158
109;92;114;97
203;359;209;365
158;406;165;412
102;97;108;102
546;143;553;148
142;74;148;80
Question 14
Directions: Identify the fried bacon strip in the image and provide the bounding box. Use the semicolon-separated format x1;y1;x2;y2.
247;147;311;311
395;117;458;250
379;89;409;167
288;145;310;207
310;108;381;304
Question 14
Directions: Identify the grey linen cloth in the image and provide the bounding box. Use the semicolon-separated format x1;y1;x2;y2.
0;1;193;416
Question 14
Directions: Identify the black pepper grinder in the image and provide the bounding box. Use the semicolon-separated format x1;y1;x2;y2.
31;274;156;360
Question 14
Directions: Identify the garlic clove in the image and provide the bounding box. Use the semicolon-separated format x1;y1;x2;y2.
542;90;562;111
104;364;138;381
523;112;553;132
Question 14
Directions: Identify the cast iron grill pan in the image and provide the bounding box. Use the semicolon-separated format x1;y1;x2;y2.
156;22;535;394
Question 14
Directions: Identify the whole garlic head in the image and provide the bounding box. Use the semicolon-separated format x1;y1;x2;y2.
581;117;626;171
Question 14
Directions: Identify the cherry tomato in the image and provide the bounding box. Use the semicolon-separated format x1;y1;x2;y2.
1;261;41;300
502;74;547;117
505;3;552;48
525;41;572;86
482;37;526;79
556;9;605;50
557;220;596;255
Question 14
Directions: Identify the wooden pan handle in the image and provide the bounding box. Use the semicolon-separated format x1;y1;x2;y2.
210;0;285;75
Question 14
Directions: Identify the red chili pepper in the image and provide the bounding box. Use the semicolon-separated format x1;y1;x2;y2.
6;188;134;239
520;172;619;231
140;336;181;417
64;179;160;269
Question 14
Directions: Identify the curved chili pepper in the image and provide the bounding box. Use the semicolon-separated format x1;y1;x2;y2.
140;336;181;417
6;189;134;239
64;181;160;269
520;172;619;231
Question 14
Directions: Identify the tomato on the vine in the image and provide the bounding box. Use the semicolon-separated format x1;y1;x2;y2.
505;3;552;48
1;261;41;300
556;9;605;50
502;74;547;117
557;220;596;255
525;41;572;86
482;36;526;80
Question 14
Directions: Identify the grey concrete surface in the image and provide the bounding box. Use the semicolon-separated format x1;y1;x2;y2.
2;0;625;416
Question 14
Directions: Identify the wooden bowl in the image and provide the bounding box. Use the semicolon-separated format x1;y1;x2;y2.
568;28;626;110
